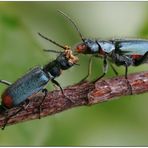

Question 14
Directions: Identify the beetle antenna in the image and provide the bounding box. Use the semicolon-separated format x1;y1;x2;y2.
38;32;68;50
57;10;85;42
43;49;62;54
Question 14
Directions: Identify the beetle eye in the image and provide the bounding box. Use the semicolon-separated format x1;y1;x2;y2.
76;44;87;53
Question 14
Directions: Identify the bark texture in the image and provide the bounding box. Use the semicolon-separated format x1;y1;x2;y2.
0;71;148;129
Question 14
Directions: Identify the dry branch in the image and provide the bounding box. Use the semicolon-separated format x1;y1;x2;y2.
0;71;148;129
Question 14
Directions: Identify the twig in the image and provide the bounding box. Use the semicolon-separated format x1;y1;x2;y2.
0;71;148;129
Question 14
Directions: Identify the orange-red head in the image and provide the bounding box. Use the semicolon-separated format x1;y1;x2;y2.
75;40;100;54
76;43;87;53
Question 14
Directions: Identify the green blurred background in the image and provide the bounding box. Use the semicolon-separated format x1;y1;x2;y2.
0;1;148;146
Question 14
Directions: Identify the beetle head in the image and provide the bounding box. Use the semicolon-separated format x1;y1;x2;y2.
76;39;99;54
57;48;79;70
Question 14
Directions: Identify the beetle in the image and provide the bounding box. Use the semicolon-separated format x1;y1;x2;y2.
0;37;78;129
58;10;148;93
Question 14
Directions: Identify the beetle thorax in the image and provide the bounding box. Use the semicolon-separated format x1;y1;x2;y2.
84;39;99;53
97;41;115;54
43;49;78;78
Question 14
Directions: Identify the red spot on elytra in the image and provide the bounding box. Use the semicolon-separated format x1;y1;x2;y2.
131;54;142;59
1;90;13;109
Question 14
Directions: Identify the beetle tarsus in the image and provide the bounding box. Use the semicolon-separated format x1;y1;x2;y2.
125;78;133;95
1;109;9;130
52;79;75;103
125;65;133;95
37;88;48;119
92;73;106;83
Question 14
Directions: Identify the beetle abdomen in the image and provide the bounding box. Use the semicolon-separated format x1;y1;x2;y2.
1;67;49;108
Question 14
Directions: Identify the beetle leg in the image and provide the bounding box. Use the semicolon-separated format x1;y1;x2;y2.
52;79;64;95
1;99;30;130
0;80;12;86
93;55;108;83
37;88;48;119
110;63;118;76
124;64;132;95
111;51;133;94
79;55;93;83
51;79;75;103
134;51;148;66
125;64;128;79
1;108;9;130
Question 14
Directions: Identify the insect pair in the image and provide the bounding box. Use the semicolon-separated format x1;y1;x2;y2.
0;10;148;129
